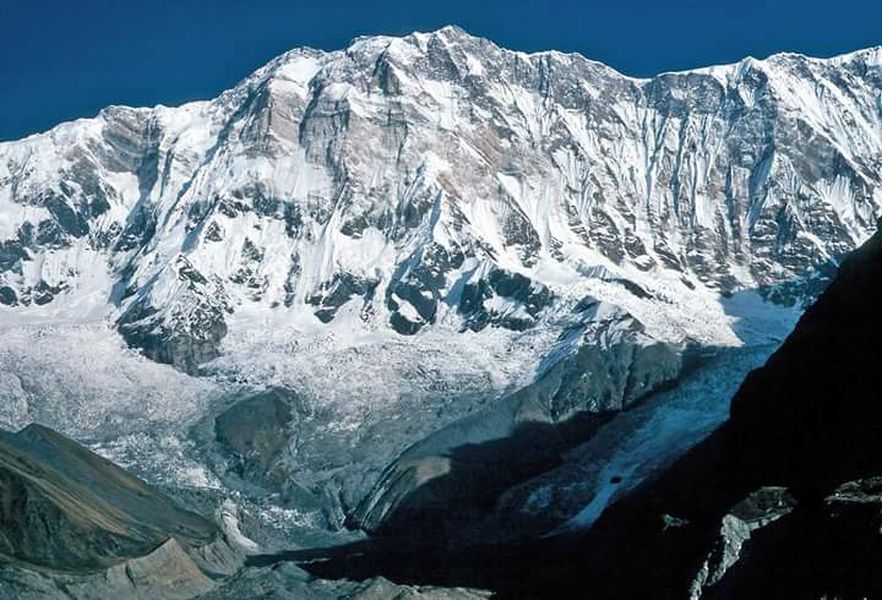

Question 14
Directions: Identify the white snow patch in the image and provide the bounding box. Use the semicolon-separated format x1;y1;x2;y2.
220;499;261;553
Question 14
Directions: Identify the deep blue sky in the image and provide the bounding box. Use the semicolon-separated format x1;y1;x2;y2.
2;0;880;141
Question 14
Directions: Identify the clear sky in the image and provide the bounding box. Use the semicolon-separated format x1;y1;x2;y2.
1;0;880;141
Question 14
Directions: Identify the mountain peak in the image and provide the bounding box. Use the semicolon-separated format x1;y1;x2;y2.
404;24;474;42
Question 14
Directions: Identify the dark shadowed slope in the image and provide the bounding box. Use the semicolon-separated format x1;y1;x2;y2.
574;218;882;598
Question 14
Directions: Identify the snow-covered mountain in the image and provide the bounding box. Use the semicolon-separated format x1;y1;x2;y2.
2;26;880;367
1;26;881;546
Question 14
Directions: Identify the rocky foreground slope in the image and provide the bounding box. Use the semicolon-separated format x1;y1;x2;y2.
0;423;239;598
0;423;491;599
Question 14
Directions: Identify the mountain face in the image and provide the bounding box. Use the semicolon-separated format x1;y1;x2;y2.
1;26;882;592
1;26;880;370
